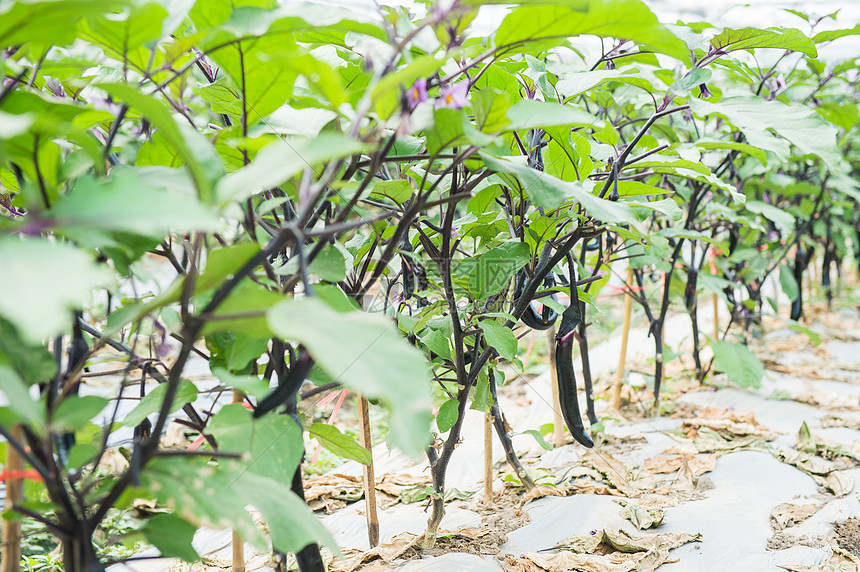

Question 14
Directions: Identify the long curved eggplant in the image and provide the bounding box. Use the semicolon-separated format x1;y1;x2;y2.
554;290;594;448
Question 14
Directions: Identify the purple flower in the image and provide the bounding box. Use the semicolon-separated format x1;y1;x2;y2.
435;82;468;110
450;225;461;239
407;78;429;110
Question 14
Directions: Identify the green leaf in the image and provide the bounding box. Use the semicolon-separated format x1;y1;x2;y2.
267;299;432;454
0;238;109;342
478;320;518;361
813;25;860;43
436;398;460;433
78;2;169;72
370;180;413;203
745;200;794;234
690;96;844;172
0;317;57;385
669;68;711;95
237;472;339;555
421;329;451;361
141;457;266;548
786;320;821;347
52;396;108;433
522;429;553;451
215;134;365;205
99;84;221;202
711;27;816;57
506;99;603;131
779;264;799;301
494;1;689;63
426;107;467;155
211;369;270;400
309;244;347;282
694;139;767;166
0;365;45;429
466;242;530;299
372;55;443;120
470;368;493;412
0;0;128;48
52;168;223;236
308;423;371;465
479;152;642;229
208;403;303;479
711;341;764;389
122;380;198;427
140;513;199;562
201;281;284;338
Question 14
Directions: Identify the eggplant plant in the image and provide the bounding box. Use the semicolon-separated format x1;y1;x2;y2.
0;0;858;570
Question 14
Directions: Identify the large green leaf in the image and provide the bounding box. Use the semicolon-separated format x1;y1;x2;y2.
690;96;844;172
478;319;518;361
237;472;339;555
813;25;860;43
0;0;128;49
99;84;223;201
711;341;764;389
711;27;816;57
494;0;689;62
467;242;530;299
52;168;223;236
479;152;642;229
744;200;794;235
506;99;603;131
215;134;366;205
0;238;109;342
0;317;56;385
779;263;799;301
208;34;300;126
122;380;198;427
267;298;432;454
0;365;46;429
139;513;199;562
77;2;169;72
308;423;371;465
208;403;303;479
141;456;266;548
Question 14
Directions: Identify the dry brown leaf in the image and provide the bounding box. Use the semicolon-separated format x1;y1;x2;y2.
620;503;665;530
521;484;568;505
579;451;636;497
682;417;778;440
644;452;718;476
501;551;636;572
775;450;855;496
770;503;819;530
329;532;422;572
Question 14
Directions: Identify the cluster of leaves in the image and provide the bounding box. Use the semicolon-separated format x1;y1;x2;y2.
0;0;858;568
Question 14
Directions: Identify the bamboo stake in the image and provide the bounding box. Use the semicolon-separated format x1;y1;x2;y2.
712;294;719;339
612;267;634;410
547;327;564;446
483;412;493;504
357;395;379;547
2;426;24;572
231;391;245;572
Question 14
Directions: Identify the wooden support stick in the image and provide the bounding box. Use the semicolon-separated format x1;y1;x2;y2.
712;294;719;340
357;395;379;548
547;327;564;446
612;267;634;410
2;426;24;572
231;391;245;572
483;412;493;504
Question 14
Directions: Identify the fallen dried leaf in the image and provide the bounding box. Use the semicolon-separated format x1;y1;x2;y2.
770;503;820;530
